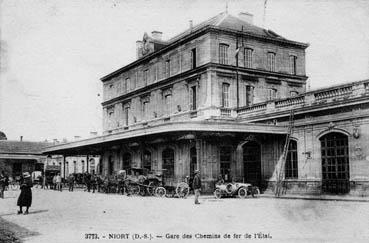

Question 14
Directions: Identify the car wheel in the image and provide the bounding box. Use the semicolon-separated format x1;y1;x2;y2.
176;182;189;199
252;187;260;198
155;187;166;197
214;188;222;199
238;187;247;199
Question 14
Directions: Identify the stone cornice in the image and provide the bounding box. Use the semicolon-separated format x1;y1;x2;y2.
102;63;307;107
100;26;308;82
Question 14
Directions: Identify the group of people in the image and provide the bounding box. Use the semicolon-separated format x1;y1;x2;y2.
0;170;9;199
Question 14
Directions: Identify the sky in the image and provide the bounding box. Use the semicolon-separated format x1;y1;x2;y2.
0;0;368;142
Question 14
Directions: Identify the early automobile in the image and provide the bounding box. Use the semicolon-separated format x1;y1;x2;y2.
214;182;260;199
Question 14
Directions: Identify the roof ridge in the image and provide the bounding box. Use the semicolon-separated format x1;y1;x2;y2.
214;12;229;26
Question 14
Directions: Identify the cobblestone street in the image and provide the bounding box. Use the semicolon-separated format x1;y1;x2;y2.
0;188;369;243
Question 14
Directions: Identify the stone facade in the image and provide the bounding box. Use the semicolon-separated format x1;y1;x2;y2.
43;12;369;196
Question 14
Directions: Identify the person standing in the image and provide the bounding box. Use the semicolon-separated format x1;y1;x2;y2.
0;171;6;199
68;174;75;192
192;170;202;205
17;172;33;214
55;173;62;192
85;172;91;192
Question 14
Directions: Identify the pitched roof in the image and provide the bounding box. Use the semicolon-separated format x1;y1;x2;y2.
101;12;305;81
168;12;286;44
0;141;51;155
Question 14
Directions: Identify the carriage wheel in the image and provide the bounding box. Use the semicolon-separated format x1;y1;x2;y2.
214;188;222;199
154;187;166;197
238;187;247;199
252;187;260;198
175;182;189;198
129;184;140;196
139;185;146;196
147;181;157;196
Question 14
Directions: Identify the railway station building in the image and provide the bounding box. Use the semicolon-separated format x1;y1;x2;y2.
43;12;369;195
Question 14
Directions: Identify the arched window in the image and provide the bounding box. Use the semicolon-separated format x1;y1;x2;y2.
122;153;131;171
285;140;298;179
162;148;175;178
143;150;152;171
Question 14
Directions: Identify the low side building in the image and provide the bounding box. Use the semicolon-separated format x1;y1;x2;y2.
0;138;49;177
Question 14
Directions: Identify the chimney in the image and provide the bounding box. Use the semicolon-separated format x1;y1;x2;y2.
136;40;143;59
189;20;193;31
151;31;163;41
238;12;253;24
20;136;23;141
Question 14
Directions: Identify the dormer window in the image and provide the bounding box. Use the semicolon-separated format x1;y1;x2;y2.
219;44;229;65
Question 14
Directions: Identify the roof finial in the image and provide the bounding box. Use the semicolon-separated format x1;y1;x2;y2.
225;1;228;14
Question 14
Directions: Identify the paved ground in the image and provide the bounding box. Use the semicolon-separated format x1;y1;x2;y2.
1;188;369;243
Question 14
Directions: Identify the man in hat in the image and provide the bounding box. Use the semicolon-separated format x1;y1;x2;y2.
17;172;33;214
192;170;202;204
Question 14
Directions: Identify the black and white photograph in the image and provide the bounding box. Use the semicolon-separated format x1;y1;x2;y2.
1;0;369;242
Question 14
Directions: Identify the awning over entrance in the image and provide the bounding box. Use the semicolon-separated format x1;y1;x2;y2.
42;120;287;155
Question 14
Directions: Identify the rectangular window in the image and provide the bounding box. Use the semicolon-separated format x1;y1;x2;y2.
191;48;197;69
220;146;232;182
244;48;253;68
165;60;171;78
190;86;197;110
124;107;129;126
142;101;149;120
107;107;114;117
154;64;158;81
131;72;137;90
164;94;172;115
267;52;276;72
245;85;254;106
285;140;298;179
267;88;277;100
222;83;230;107
143;69;148;85
219;44;229;65
125;78;130;92
289;55;297;75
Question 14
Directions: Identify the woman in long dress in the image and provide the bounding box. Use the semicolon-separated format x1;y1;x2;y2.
17;172;33;215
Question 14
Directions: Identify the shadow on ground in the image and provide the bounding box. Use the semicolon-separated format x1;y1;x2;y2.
0;209;49;217
0;217;39;243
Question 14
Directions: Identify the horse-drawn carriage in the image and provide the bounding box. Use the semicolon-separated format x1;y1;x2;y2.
122;168;191;198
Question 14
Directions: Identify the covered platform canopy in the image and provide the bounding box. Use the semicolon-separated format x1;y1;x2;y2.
42;120;287;156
